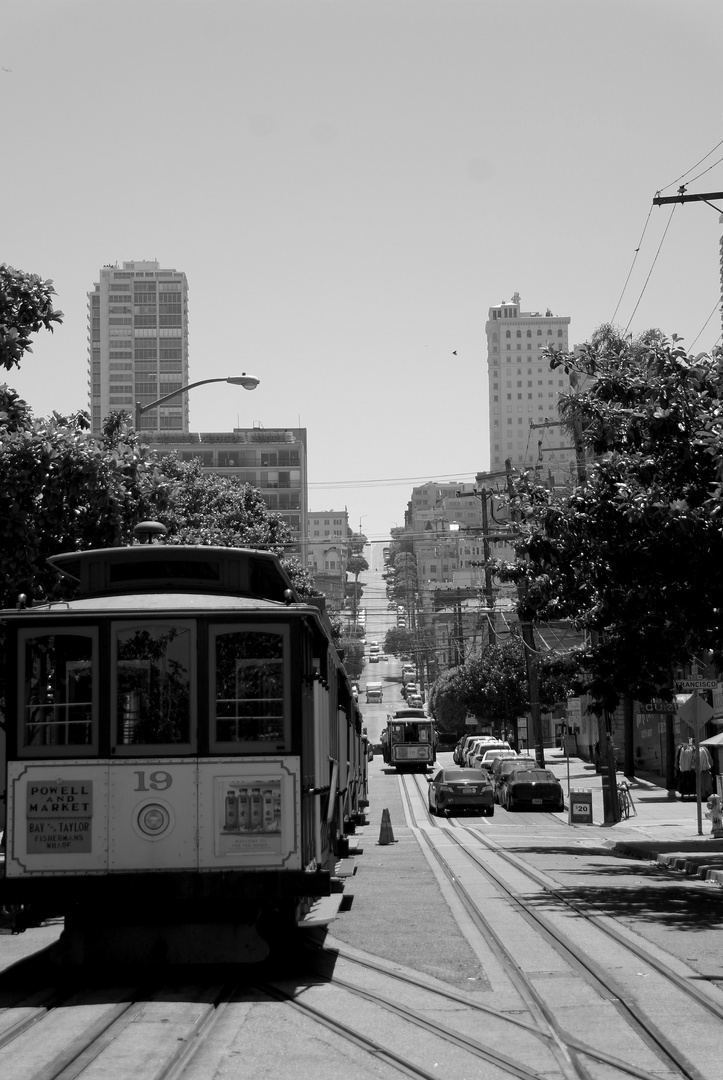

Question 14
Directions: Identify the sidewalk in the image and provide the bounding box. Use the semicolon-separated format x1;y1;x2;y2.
542;749;723;888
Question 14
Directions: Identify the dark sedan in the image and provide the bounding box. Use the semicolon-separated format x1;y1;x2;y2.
501;768;565;812
427;768;494;816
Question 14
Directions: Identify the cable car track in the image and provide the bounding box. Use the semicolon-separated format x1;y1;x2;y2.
399;771;717;1080
0;982;235;1080
260;976;548;1080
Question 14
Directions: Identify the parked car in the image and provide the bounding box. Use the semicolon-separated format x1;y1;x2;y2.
427;768;494;817
456;734;487;765
491;756;536;802
472;748;517;772
464;738;509;768
500;768;565;812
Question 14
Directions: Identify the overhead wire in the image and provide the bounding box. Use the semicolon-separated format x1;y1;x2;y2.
624;204;677;333
610;204;654;324
689;299;723;351
657;137;723;193
611;137;723;333
308;471;479;489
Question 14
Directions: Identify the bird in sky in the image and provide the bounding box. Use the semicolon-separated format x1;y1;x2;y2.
452;350;457;355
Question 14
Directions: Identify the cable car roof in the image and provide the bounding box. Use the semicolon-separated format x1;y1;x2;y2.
47;544;300;604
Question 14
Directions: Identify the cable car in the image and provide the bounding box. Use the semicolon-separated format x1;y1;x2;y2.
0;536;368;963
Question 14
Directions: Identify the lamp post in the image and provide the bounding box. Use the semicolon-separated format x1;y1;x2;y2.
134;374;260;430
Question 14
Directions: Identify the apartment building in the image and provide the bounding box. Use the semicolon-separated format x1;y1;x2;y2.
144;427;307;553
305;510;350;609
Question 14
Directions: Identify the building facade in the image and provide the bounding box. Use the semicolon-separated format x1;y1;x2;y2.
486;293;573;484
305;510;351;610
88;260;189;434
144;427;307;553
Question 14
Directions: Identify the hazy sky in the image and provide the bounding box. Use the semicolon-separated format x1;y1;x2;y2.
4;0;723;542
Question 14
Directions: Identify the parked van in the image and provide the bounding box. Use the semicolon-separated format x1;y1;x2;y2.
366;681;384;703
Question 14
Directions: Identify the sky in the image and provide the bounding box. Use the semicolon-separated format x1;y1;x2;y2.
3;0;723;544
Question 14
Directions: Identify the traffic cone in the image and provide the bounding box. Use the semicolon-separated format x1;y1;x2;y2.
378;807;396;845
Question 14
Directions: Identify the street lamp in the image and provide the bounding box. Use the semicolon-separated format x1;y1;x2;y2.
134;374;260;429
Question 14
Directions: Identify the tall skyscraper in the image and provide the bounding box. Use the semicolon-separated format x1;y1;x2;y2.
486;293;573;483
87;260;189;434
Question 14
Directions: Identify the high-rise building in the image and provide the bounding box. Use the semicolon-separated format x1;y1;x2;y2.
486;293;573;483
88;260;189;434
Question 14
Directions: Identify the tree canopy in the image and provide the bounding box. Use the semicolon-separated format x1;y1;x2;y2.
346;553;369;578
500;326;723;711
427;637;570;733
0;264;63;370
384;626;416;657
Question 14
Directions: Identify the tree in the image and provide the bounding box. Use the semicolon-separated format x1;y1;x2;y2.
346;553;369;579
500;327;723;711
0;396;162;607
384;627;415;657
0;264;63;369
339;637;364;679
347;532;367;556
427;669;468;732
427;637;573;735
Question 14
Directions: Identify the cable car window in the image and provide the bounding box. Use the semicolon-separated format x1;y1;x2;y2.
19;630;98;756
112;621;195;753
210;625;289;750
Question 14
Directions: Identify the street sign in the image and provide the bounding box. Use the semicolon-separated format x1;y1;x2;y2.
676;693;714;732
676;679;717;690
569;789;593;824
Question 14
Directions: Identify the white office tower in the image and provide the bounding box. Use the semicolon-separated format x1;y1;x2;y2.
88;261;189;434
486;292;573;486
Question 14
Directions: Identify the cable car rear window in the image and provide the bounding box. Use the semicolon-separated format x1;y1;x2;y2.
211;625;289;750
112;621;195;753
20;629;98;755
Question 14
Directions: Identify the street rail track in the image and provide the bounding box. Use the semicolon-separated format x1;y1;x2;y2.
401;771;719;1080
0;981;236;1080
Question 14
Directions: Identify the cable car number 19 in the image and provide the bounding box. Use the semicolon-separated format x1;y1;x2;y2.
133;770;173;792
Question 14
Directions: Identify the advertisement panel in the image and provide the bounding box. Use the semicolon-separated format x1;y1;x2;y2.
6;761;109;876
198;757;301;869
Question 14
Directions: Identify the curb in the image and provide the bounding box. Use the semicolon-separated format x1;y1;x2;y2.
655;851;723;885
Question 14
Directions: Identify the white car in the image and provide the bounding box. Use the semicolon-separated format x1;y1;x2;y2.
472;748;518;773
464;738;509;767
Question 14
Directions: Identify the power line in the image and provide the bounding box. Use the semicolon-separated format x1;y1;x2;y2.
308;471;478;489
610;204;654;324
658;137;723;193
624;204;677;333
689;298;722;350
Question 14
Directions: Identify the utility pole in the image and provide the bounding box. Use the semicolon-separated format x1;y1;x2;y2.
456;488;497;647
504;459;546;768
652;189;723;209
566;404;620;822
